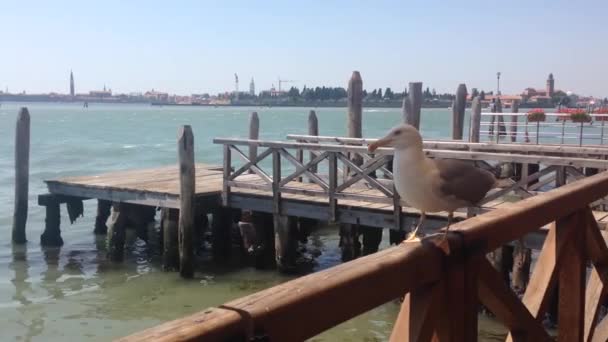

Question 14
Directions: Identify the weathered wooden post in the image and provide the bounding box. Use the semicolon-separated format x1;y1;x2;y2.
178;125;195;278
107;203;128;262
510;100;520;142
39;195;63;246
342;71;363;260
347;71;363;143
161;208;179;270
94;200;111;234
390;84;422;245
403;82;423;129
248;112;259;174
346;71;363;174
511;239;531;294
298;110;319;233
452;84;467;139
251;211;275;269
469;97;482;143
13;108;30;244
211;207;233;261
308;110;318;173
272;149;297;271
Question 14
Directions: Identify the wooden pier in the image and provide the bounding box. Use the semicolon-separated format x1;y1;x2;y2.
9;71;608;340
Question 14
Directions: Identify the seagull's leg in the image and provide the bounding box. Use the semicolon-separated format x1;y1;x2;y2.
441;211;453;242
404;211;426;243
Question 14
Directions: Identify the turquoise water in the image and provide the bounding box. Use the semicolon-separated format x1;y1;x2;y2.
0;102;507;341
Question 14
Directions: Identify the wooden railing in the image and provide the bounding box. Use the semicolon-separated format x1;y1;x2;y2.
120;171;608;341
214;137;608;216
216;138;400;226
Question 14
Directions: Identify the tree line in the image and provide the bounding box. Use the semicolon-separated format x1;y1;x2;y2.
264;86;457;101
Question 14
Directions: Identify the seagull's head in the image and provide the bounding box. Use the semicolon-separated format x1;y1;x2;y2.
367;124;422;152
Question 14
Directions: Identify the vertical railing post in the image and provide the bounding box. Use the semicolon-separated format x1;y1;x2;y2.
296;139;304;183
328;152;337;222
470;97;482;143
452;84;467;140
432;236;479;341
13;107;30;244
178;125;195;278
557;209;587;341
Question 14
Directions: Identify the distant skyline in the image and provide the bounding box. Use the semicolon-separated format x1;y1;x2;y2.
2;1;607;97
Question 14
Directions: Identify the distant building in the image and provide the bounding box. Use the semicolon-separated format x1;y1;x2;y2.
521;73;557;99
546;73;555;97
144;89;169;102
69;70;75;97
249;78;256;96
89;85;112;98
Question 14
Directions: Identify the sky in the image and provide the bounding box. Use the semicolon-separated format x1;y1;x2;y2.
1;0;607;97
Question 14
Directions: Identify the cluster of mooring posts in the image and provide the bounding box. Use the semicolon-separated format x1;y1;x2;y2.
10;71;608;340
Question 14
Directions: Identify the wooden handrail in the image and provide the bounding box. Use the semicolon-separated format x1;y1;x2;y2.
213;138;608;168
285;133;608;156
120;170;608;342
118;241;444;341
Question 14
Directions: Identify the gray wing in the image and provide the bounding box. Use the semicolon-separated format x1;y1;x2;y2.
434;159;496;205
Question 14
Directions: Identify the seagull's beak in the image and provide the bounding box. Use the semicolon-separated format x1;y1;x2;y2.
368;136;392;152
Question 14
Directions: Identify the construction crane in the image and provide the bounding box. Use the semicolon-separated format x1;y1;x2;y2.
278;77;297;92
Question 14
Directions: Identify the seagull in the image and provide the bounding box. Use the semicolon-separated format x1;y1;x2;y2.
368;124;497;244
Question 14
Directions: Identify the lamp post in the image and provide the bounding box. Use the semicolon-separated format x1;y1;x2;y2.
496;72;501;96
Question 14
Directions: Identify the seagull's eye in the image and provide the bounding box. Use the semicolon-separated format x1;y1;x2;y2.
394;130;401;135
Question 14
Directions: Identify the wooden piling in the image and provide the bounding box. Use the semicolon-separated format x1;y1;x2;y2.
340;224;361;261
275;215;297;272
346;71;363;173
361;226;382;256
511;239;531;294
248;112;259;174
403;82;423;129
161;208;179;271
469;97;482;143
343;72;363;260
487;245;512;285
452;84;467;140
108;203;128;262
251;211;275;269
308;110;318;173
510;100;520;142
347;71;363;141
13;107;30;244
178;125;195;278
298;111;318;232
39;195;63;247
94;200;112;235
211;207;233;261
271;148;296;271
